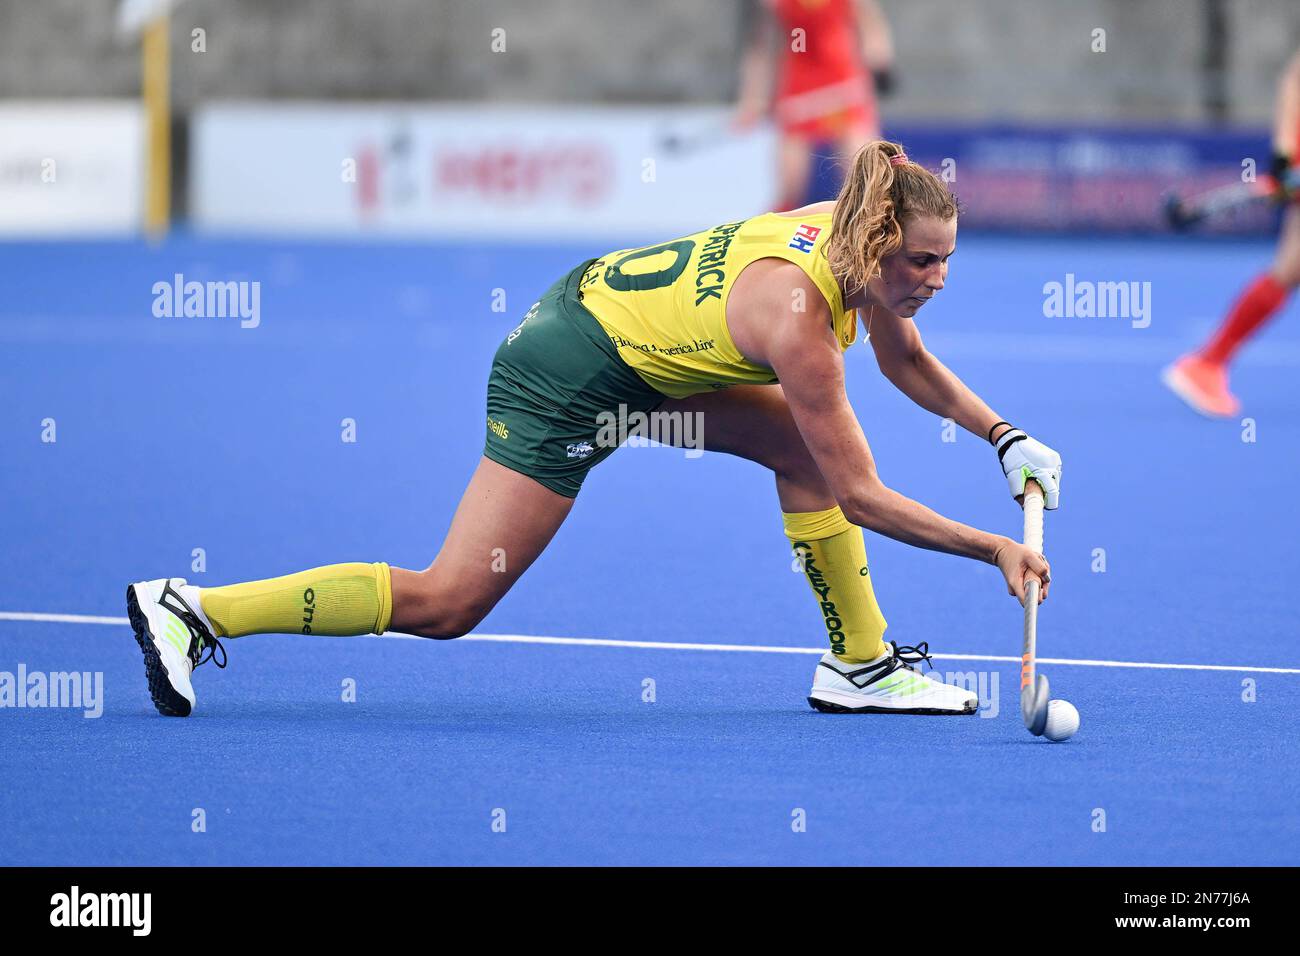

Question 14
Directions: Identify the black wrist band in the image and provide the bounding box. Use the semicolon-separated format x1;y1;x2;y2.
996;429;1028;463
987;421;1013;444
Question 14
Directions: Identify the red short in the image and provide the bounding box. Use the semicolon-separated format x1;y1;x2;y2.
774;76;878;140
769;0;877;140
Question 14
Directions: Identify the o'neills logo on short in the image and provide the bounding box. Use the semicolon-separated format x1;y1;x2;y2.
49;886;151;936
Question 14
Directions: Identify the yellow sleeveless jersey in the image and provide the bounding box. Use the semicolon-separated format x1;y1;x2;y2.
576;211;858;399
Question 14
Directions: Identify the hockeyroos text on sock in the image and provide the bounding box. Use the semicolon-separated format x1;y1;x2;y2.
1042;273;1151;328
0;665;103;718
151;273;261;328
49;887;151;936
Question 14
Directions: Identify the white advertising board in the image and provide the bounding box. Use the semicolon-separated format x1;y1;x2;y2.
192;103;776;238
0;102;143;236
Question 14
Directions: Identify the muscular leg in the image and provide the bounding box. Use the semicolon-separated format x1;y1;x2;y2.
662;383;834;512
196;457;574;642
391;457;575;638
1199;205;1300;366
1169;204;1300;415
195;384;850;647
661;385;888;661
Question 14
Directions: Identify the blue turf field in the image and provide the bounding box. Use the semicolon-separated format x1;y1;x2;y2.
1;233;1297;865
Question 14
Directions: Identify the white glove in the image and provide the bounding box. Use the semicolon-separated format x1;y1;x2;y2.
994;426;1062;509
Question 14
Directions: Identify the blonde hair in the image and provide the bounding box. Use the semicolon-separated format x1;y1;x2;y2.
825;140;958;298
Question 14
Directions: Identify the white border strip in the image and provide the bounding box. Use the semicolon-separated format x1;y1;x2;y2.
2;610;1297;675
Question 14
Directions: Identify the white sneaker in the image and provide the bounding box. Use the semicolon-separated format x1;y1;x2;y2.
808;641;977;715
126;578;226;716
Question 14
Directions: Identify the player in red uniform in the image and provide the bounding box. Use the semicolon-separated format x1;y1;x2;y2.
1164;49;1300;417
734;0;894;211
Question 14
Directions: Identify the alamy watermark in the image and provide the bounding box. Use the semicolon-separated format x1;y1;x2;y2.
1043;273;1150;328
571;403;705;460
50;886;150;935
938;669;1000;718
0;665;103;718
152;273;261;328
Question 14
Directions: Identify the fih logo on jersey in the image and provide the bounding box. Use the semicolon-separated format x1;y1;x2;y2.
565;441;595;459
788;223;822;254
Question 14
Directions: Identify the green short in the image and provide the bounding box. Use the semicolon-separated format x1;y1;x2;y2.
484;258;667;497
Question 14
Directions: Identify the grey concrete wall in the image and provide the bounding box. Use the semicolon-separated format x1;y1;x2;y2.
0;0;1296;125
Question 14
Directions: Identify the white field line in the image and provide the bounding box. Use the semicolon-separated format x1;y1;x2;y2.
2;610;1297;675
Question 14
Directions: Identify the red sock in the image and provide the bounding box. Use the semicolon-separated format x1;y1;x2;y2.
1200;273;1289;365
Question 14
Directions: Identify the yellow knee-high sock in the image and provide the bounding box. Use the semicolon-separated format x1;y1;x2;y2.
199;562;393;638
784;506;887;663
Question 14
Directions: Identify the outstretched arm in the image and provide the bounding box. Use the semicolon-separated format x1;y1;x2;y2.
731;265;1050;599
757;275;998;560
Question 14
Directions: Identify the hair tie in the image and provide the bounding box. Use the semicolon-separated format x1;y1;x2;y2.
889;153;910;167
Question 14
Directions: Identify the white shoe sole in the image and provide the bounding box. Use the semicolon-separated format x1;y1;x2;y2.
808;687;977;716
127;581;195;717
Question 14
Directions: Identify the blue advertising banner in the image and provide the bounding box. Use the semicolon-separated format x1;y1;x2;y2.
813;124;1281;235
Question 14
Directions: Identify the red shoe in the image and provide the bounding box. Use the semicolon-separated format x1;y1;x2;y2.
1161;354;1241;418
